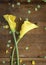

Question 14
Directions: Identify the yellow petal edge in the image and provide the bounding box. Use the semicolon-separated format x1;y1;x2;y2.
3;14;16;32
19;20;38;39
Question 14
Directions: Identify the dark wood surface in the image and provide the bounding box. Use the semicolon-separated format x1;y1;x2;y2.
0;0;44;3
0;2;46;65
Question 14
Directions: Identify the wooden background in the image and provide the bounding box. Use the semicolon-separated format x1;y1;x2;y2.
0;0;46;3
0;0;46;65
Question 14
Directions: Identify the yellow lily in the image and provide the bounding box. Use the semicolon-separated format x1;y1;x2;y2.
19;20;38;39
3;14;16;32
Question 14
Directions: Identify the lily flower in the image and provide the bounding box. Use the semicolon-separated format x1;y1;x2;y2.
3;14;16;32
19;20;38;39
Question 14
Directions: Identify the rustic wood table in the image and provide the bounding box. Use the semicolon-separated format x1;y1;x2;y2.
0;0;46;65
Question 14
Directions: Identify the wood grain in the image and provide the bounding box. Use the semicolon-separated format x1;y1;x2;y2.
0;0;46;3
0;3;46;65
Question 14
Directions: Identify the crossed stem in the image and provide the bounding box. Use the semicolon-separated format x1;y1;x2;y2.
11;32;20;65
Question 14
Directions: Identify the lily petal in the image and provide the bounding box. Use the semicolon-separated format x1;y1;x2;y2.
3;14;16;32
19;20;38;39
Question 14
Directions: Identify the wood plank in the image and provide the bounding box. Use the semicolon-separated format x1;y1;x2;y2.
0;58;46;65
0;4;46;22
0;58;46;62
14;0;46;3
0;0;46;3
0;3;46;65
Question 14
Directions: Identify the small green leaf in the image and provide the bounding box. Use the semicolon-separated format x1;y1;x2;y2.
7;44;10;48
16;31;20;35
28;10;31;14
27;0;31;2
37;5;41;9
2;61;6;64
25;47;29;50
25;18;29;21
44;27;46;30
8;40;11;43
17;2;20;6
35;8;38;11
9;31;12;34
23;64;26;65
42;0;46;2
44;56;46;58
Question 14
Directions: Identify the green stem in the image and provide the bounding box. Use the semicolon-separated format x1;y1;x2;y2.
11;32;19;65
17;38;21;44
11;46;15;65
